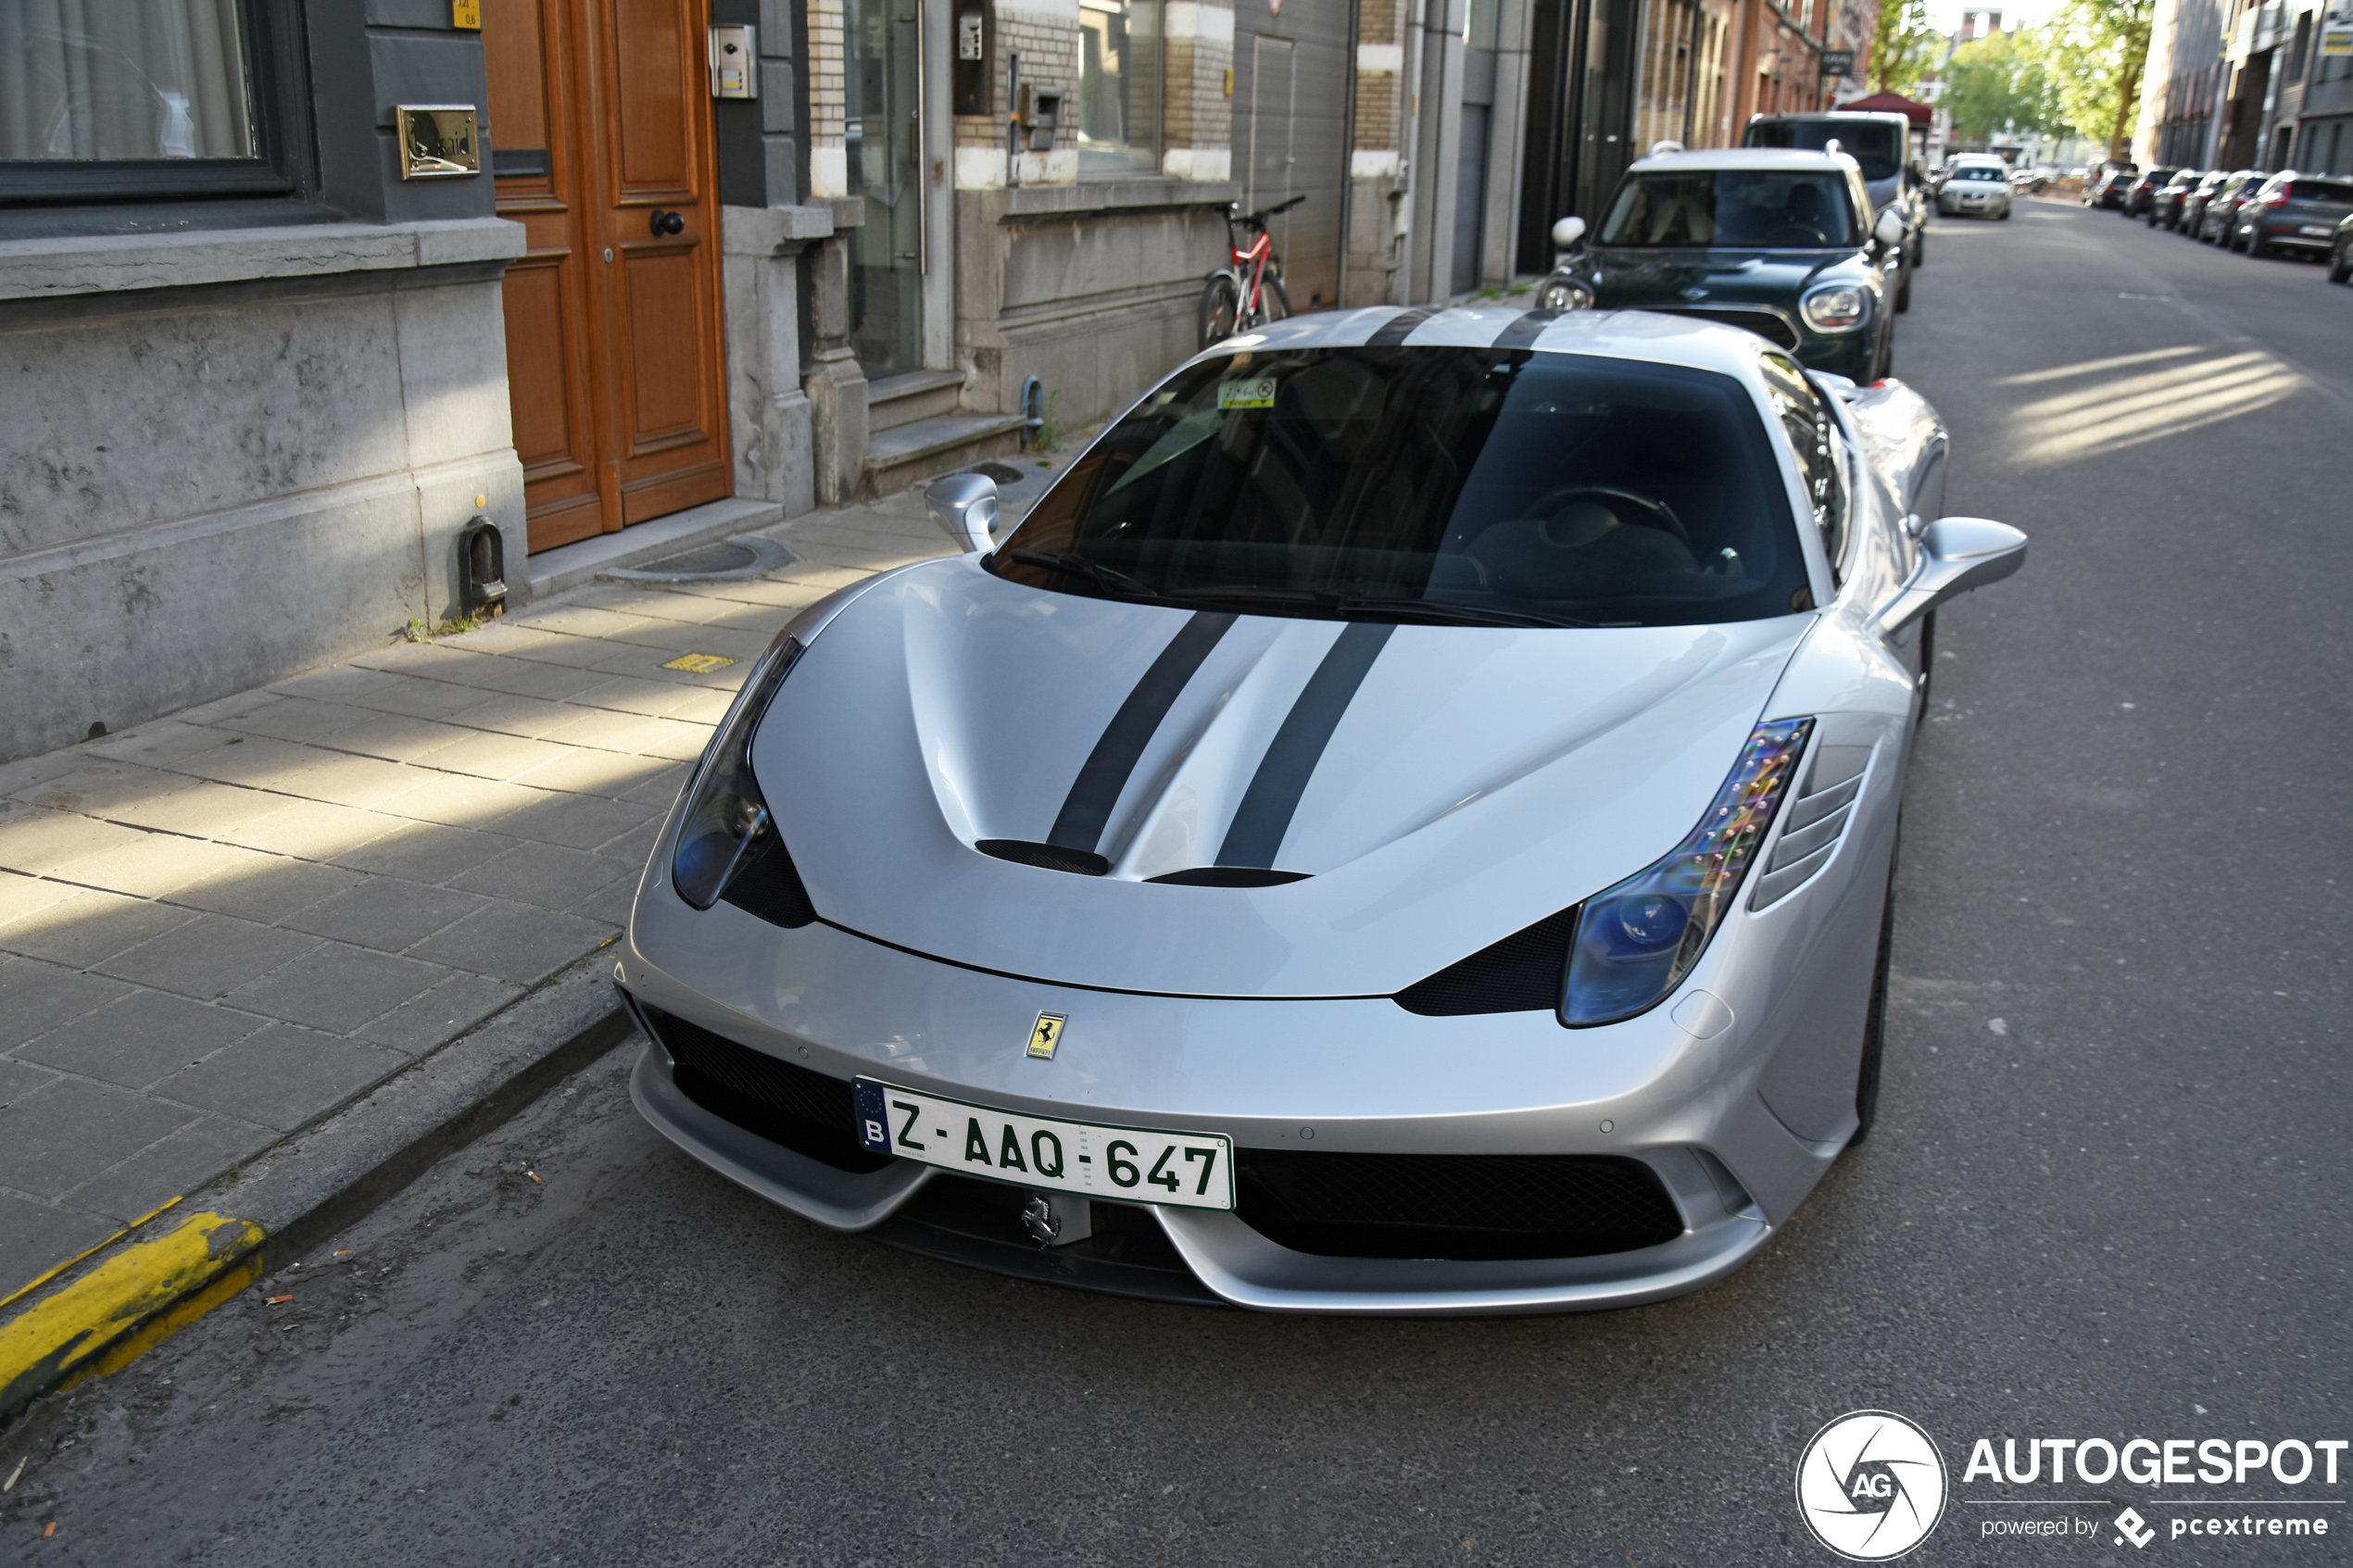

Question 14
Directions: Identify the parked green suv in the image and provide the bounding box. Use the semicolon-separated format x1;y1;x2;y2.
1534;148;1906;383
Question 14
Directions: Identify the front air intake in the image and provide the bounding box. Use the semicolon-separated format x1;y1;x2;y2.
1234;1149;1684;1260
645;1008;892;1173
1393;906;1580;1016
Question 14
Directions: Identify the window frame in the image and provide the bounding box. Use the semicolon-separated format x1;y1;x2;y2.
0;0;316;209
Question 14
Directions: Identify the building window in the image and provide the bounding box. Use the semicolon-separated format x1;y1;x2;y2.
1077;0;1162;177
0;0;306;207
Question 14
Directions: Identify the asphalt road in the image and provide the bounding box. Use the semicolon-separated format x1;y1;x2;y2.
6;198;2351;1567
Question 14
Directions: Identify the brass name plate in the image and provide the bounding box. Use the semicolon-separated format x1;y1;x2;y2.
396;105;481;180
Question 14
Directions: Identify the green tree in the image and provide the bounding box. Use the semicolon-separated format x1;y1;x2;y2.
1943;29;2063;144
2033;0;2156;157
1869;0;1944;94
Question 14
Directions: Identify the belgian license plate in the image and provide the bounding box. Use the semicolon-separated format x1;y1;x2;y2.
2300;223;2334;236
852;1080;1235;1210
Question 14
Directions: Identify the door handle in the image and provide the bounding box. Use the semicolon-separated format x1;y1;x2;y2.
648;208;686;236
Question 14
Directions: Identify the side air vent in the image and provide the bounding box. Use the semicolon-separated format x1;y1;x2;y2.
721;834;818;927
1147;867;1312;887
975;839;1111;876
1750;742;1874;909
1394;905;1581;1016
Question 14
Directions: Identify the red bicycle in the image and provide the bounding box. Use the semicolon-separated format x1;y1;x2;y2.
1199;194;1305;348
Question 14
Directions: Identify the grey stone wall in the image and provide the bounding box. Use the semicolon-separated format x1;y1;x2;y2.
0;220;527;762
954;181;1238;428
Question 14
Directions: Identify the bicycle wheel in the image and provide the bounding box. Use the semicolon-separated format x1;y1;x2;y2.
1261;275;1292;323
1199;273;1240;348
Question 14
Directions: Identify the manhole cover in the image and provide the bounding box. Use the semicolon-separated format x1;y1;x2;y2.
639;541;757;575
963;461;1027;485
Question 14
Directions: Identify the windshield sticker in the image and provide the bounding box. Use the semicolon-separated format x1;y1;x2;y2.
1218;376;1278;409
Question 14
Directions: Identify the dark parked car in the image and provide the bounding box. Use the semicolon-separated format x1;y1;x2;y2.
1537;147;1907;382
2124;167;2182;217
2177;169;2235;236
2332;214;2353;283
2146;169;2202;228
2230;172;2353;257
2084;164;2140;209
2196;170;2269;243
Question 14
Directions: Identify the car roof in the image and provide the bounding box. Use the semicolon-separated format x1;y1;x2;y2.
1200;305;1783;386
1628;146;1857;175
1749;110;1911;127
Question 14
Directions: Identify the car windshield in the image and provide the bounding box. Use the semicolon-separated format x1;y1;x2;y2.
2285;180;2353;203
1953;165;2004;182
1599;170;1860;247
989;347;1810;628
1744;119;1903;181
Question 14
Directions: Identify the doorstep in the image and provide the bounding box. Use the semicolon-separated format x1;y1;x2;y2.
523;496;788;599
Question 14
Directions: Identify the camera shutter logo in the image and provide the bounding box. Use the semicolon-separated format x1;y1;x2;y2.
1795;1410;1949;1561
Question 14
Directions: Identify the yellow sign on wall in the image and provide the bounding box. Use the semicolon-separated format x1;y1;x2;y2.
453;0;483;30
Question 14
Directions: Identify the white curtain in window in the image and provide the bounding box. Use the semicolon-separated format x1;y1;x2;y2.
0;0;252;161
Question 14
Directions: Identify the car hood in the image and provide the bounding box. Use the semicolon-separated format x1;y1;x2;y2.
1585;247;1859;310
754;558;1810;997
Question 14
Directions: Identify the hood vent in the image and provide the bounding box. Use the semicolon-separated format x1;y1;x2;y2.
975;839;1112;877
1147;867;1313;888
1394;905;1582;1016
1749;742;1872;909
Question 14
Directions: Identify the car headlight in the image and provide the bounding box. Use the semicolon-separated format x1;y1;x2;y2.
671;633;804;909
1561;717;1814;1026
1535;278;1594;311
1800;284;1869;333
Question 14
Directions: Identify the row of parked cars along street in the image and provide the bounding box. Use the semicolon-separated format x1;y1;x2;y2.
2085;161;2353;281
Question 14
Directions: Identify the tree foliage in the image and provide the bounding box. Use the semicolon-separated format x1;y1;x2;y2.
2032;0;2156;157
1943;30;2064;144
1869;0;1945;94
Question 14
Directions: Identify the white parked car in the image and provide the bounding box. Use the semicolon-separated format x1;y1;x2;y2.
1938;159;2013;219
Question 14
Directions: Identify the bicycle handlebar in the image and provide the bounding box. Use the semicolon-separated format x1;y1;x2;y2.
1230;194;1308;228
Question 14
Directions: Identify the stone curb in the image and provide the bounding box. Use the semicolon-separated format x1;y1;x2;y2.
0;949;639;1425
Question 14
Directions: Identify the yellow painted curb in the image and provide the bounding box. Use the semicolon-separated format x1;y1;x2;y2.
0;1210;266;1420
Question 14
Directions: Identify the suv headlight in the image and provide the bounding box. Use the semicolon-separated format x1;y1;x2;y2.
1801;284;1869;333
671;633;804;909
1562;718;1814;1026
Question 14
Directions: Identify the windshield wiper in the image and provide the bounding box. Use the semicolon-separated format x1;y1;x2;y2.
1003;548;1161;600
1164;584;1592;629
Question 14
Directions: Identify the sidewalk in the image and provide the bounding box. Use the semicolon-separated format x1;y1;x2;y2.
0;482;1015;1304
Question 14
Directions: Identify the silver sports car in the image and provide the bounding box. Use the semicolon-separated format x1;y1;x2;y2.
616;306;2024;1315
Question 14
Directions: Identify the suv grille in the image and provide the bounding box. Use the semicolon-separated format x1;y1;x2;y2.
647;1008;892;1173
1234;1149;1683;1260
1643;305;1801;350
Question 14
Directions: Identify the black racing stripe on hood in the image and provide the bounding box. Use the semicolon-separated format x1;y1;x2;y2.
1047;610;1239;852
1216;622;1396;869
1492;308;1561;349
1365;307;1439;346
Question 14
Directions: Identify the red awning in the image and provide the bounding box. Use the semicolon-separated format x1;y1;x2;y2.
1836;90;1934;126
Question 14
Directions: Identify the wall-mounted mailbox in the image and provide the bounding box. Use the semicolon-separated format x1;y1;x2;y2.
1019;84;1063;152
951;5;992;113
709;25;756;98
396;106;480;180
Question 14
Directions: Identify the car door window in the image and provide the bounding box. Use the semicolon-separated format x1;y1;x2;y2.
1758;352;1848;581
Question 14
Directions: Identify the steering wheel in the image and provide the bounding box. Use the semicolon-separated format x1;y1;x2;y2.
1530;485;1691;548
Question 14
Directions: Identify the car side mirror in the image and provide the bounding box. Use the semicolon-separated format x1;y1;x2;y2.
1551;215;1587;250
1872;207;1907;249
926;472;1003;554
1877;517;2027;636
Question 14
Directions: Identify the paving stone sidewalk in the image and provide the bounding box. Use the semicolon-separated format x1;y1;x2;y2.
0;486;989;1301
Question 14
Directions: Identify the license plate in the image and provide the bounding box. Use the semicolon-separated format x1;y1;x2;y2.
2301;224;2334;236
852;1080;1235;1210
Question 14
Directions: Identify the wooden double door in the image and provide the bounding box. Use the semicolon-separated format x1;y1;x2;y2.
485;0;731;553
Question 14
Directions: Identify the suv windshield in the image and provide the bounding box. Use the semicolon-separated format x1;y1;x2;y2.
1744;119;1903;181
1600;170;1861;247
990;347;1809;628
1952;165;2005;182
